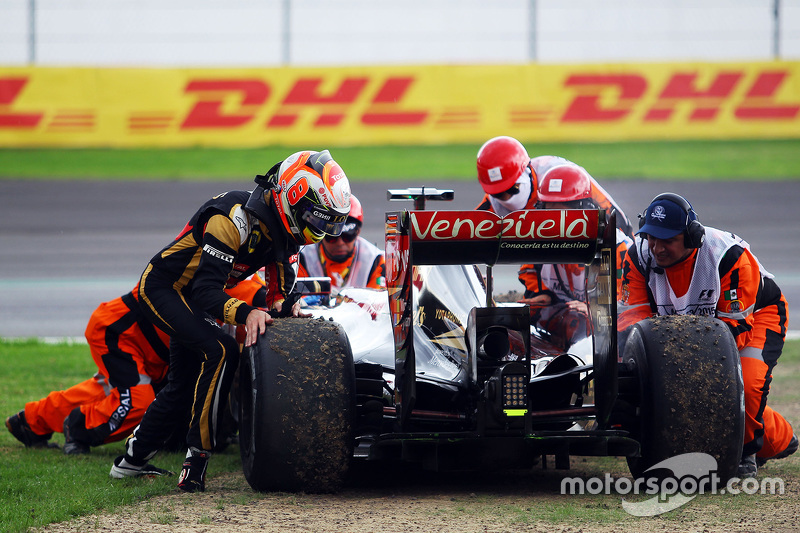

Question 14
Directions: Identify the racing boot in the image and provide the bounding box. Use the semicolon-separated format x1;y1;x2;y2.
737;454;758;478
109;455;174;478
177;447;210;493
62;418;90;455
5;410;55;448
757;433;799;467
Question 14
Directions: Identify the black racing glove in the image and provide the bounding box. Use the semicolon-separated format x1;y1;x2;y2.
268;291;302;318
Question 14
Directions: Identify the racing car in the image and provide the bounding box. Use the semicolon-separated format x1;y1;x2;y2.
237;188;745;493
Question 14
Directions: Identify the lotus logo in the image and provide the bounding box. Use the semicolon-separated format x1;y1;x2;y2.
651;206;667;221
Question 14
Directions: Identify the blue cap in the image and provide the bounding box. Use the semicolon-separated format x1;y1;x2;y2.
637;198;688;239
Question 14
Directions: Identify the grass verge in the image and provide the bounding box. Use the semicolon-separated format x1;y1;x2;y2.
1;139;799;181
1;338;798;531
0;340;242;533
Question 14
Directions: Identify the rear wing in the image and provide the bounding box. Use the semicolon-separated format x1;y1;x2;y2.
395;209;602;266
385;208;618;427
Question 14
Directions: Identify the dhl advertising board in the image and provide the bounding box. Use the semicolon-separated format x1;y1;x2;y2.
1;62;798;147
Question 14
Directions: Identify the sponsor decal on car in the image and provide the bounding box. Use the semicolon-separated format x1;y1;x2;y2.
409;209;597;241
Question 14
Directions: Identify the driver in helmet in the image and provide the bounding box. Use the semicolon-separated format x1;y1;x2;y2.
517;165;633;316
475;135;633;236
298;195;386;295
108;150;351;493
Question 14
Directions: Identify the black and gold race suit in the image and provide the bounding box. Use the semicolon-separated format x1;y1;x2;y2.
126;190;299;457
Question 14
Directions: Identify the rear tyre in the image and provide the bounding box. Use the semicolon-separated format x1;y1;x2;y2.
239;317;356;493
624;315;744;482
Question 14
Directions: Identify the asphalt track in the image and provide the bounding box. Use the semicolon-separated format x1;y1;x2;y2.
1;178;798;338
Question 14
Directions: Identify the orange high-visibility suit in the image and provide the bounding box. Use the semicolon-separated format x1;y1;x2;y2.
297;237;385;292
22;273;272;448
619;229;794;459
518;229;633;303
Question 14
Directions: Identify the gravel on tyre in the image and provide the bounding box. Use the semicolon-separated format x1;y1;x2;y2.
239;317;356;493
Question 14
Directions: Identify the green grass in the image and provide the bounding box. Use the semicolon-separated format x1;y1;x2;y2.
1;139;799;181
0;340;244;533
1;338;799;531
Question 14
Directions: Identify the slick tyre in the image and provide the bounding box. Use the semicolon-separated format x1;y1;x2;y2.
239;318;356;493
624;315;744;482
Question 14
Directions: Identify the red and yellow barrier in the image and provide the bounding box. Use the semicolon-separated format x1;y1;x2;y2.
1;62;798;147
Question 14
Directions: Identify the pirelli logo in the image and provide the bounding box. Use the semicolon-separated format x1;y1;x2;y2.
203;244;234;263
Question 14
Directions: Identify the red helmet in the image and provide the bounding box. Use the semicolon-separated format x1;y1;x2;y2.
537;164;592;204
348;195;363;225
476;136;530;195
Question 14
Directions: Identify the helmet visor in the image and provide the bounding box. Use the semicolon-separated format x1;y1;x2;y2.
301;206;349;236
